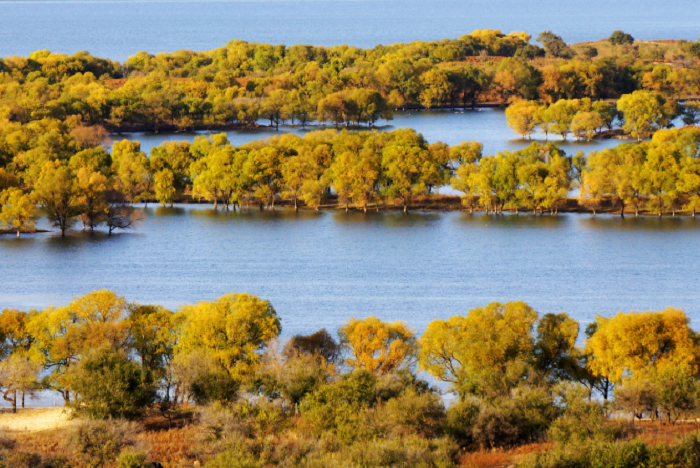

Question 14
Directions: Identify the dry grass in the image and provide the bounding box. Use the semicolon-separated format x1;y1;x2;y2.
459;442;553;468
634;420;700;446
0;408;73;433
136;425;202;468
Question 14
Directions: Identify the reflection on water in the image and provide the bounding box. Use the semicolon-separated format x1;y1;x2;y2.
578;214;700;232
2;205;700;344
332;211;442;228
454;212;569;230
115;109;633;158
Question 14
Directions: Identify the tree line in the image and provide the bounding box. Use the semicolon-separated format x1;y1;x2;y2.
505;91;700;141
3;291;700;466
3;31;700;131
3;122;700;236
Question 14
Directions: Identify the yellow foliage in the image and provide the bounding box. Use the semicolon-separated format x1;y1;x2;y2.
338;316;416;375
585;308;700;383
176;293;280;379
419;302;538;389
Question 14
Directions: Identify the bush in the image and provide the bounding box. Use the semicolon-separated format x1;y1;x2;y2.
471;386;556;448
375;369;433;402
549;384;629;444
190;367;240;405
285;329;340;363
116;449;148;468
300;370;379;441
69;419;140;468
254;351;334;406
609;30;635;46
69;347;156;419
445;399;480;445
380;388;446;437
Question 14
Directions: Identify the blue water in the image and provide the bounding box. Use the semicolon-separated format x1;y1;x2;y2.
3;209;698;333
1;0;700;60
118;108;629;157
2;0;699;408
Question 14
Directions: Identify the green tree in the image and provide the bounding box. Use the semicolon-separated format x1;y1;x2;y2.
69;346;156;420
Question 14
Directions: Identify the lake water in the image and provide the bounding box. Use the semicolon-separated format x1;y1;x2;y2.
1;0;700;60
2;0;699;408
117;108;629;157
2;209;699;334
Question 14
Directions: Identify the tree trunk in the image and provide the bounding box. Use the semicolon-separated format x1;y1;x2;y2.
294;198;298;211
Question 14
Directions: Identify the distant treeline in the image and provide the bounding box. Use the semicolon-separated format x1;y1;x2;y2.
3;30;700;131
2;121;700;236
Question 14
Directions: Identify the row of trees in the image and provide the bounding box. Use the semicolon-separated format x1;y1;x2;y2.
3;31;700;131
2;290;700;430
3;123;700;237
506;91;700;142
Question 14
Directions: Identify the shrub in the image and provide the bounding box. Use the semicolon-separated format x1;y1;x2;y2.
609;30;635;46
69;347;156;419
445;399;480;445
116;449;148;468
380;388;446;437
254;351;334;405
300;370;379;441
69;419;140;468
471;386;556;448
190;367;240;405
285;329;340;363
549;384;628;444
375;369;433;402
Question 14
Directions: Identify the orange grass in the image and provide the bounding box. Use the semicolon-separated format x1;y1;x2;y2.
459;442;553;468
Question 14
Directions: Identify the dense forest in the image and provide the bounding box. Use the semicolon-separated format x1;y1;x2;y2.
2;291;700;467
2;30;700;132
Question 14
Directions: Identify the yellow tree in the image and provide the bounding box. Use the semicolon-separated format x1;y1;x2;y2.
419;69;452;109
419;301;538;398
505;100;540;139
338;316;416;375
27;290;129;403
570;111;602;141
32;161;81;237
111;139;151;205
545;99;576;141
381;131;432;212
176;293;280;380
617;90;665;141
0;309;40;412
450;141;483;212
585;308;700;384
75;168;108;232
0;188;36;237
154;169;176;206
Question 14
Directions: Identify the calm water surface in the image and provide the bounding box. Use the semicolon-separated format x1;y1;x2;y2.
1;0;700;60
2;208;698;334
118;108;630;157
